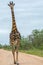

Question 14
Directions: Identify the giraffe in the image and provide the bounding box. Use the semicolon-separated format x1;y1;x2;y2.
8;1;21;65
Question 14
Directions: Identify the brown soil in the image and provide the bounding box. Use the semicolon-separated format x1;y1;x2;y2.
0;49;43;65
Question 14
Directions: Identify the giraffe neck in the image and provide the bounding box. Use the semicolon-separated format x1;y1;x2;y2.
11;8;17;32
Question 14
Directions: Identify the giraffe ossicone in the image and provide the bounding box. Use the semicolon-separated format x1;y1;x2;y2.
8;1;15;6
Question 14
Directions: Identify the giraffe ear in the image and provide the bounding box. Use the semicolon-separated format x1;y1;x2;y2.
8;4;10;6
11;1;15;5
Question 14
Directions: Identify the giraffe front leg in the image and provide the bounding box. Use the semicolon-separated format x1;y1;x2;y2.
12;49;16;64
16;48;19;65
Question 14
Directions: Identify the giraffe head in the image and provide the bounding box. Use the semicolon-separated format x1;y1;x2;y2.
8;1;15;9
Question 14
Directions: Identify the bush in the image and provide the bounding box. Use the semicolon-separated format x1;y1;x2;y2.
3;44;11;50
19;37;33;50
0;44;2;48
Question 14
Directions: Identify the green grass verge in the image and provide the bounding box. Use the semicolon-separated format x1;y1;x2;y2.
0;45;43;57
19;49;43;57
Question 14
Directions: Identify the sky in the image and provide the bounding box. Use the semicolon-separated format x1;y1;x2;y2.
0;0;43;45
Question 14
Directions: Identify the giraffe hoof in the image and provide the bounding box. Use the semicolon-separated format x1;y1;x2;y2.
17;63;19;65
14;62;16;64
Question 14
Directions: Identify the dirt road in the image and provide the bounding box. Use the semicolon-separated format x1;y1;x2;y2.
0;49;43;65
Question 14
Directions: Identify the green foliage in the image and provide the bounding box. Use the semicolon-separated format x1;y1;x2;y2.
0;44;2;48
20;29;43;50
20;37;33;50
3;44;11;50
28;29;43;49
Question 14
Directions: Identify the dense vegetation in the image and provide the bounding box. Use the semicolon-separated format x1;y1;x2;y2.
0;29;43;56
20;29;43;50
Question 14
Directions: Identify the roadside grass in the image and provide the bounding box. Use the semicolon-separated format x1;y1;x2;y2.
2;45;11;51
0;45;43;57
19;49;43;57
